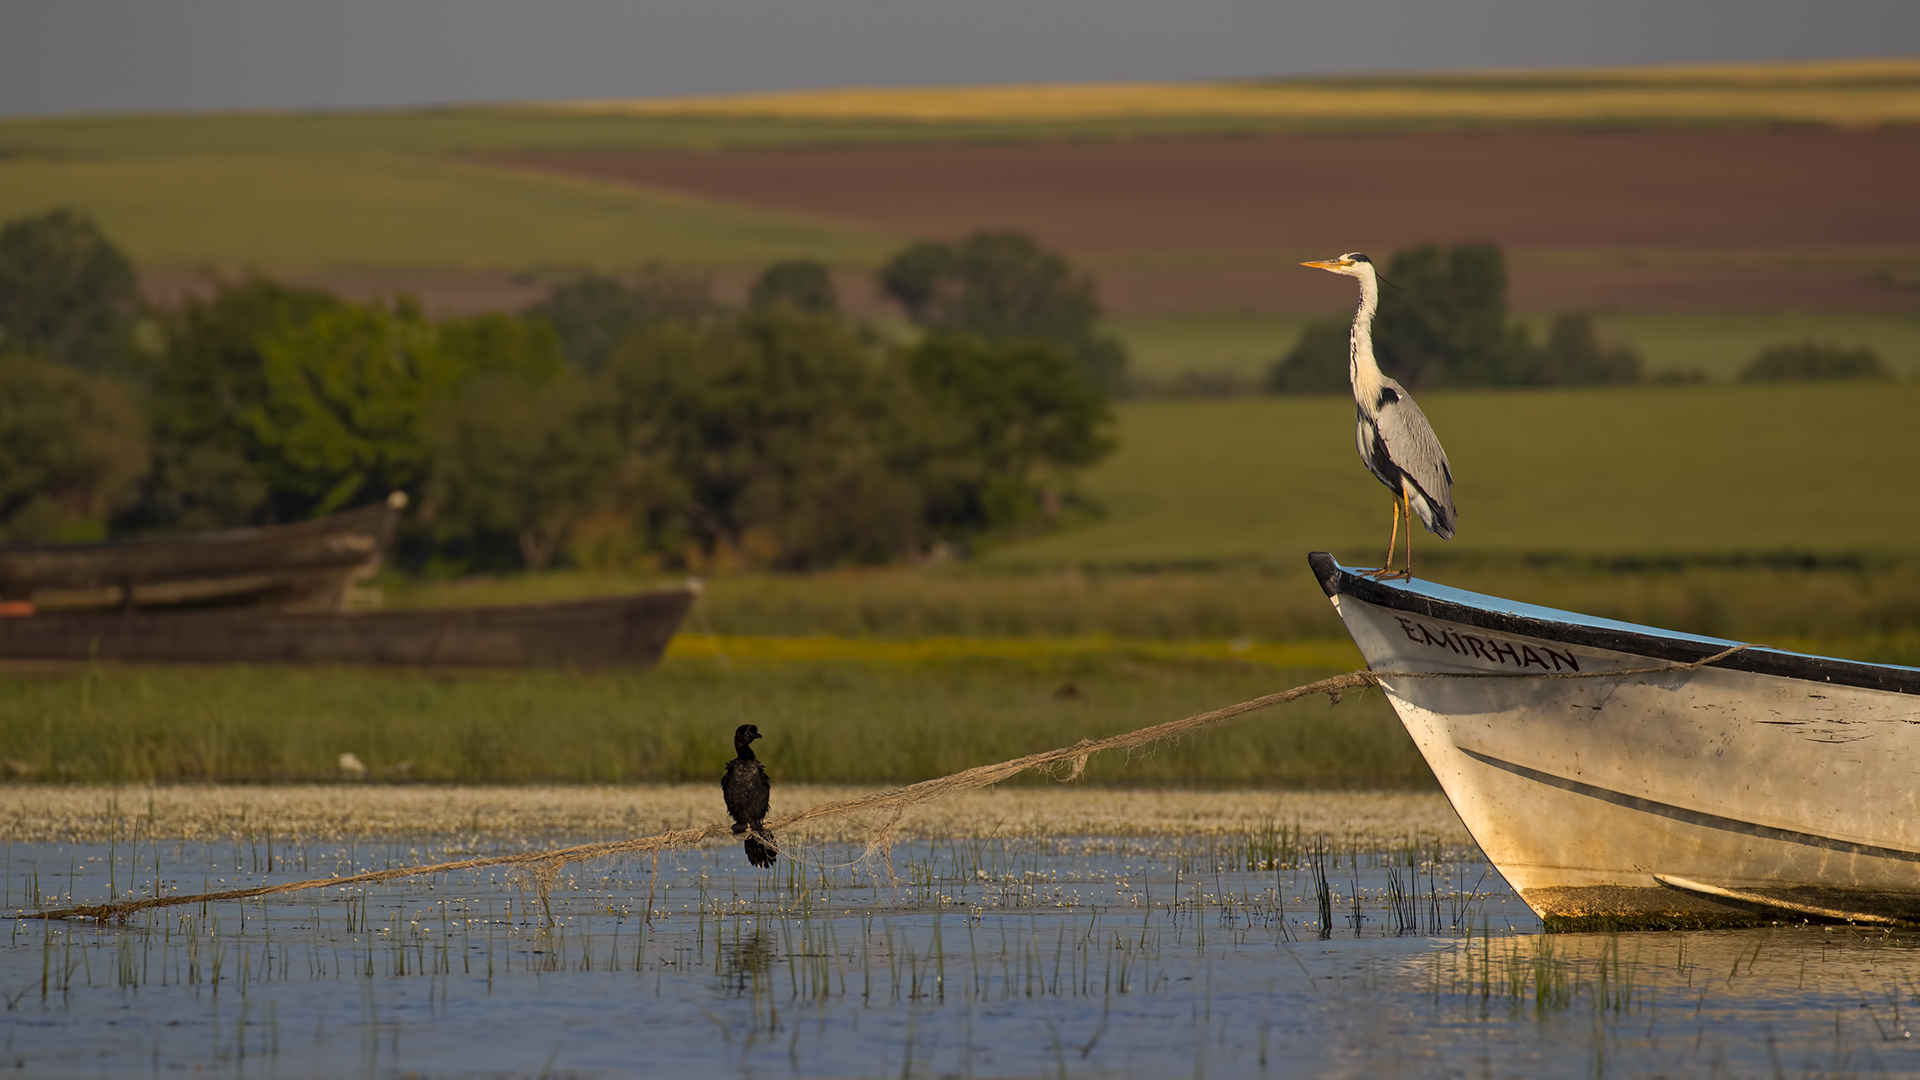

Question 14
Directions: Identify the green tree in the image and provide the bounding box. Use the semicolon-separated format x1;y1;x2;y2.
1740;343;1888;383
248;303;562;519
601;309;929;569
878;232;1129;394
1263;319;1351;395
1375;243;1534;389
527;272;713;373
901;334;1114;534
0;356;148;543
425;371;618;570
437;311;569;385
0;209;139;373
749;260;838;315
130;277;343;531
248;303;451;517
1536;314;1642;386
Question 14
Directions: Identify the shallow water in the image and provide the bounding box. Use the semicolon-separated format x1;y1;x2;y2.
5;834;1920;1078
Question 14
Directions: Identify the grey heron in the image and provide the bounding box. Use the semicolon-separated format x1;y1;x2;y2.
1301;253;1456;580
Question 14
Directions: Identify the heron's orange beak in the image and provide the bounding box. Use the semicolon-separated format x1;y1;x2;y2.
1300;259;1345;271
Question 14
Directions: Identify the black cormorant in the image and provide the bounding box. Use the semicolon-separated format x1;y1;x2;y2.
721;724;775;867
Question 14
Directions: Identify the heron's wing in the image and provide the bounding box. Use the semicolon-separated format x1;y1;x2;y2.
1375;386;1457;538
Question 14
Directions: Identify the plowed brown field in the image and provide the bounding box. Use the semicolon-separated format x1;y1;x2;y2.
504;127;1920;314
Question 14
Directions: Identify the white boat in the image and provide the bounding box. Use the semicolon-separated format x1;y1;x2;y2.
1310;551;1920;930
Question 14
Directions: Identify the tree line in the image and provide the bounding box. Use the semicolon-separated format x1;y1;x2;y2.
1262;242;1896;393
0;210;1124;572
1265;244;1644;394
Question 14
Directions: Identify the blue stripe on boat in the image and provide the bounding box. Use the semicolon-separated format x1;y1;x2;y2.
1307;552;1920;691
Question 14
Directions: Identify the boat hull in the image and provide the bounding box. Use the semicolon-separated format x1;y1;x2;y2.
0;588;695;669
0;496;404;613
1310;552;1920;929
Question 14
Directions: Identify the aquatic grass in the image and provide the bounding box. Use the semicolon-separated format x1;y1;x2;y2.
0;652;1431;787
1435;929;1646;1021
0;826;1867;1080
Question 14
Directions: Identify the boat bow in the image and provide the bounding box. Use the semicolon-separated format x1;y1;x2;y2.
1309;551;1920;930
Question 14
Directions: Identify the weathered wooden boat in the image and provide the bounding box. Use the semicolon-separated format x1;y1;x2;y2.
0;494;406;613
0;586;695;668
1310;551;1920;930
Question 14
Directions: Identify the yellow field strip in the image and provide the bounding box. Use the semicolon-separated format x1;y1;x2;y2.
555;58;1920;126
665;634;1362;668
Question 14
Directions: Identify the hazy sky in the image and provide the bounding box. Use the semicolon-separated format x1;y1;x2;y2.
2;0;1916;119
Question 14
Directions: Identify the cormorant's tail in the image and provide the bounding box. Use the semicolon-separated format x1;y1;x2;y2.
744;828;776;868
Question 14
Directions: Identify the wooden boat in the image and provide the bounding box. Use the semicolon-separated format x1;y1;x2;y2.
1310;551;1920;930
0;494;406;613
0;586;695;669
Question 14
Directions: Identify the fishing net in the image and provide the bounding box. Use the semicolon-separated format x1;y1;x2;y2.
27;644;1744;923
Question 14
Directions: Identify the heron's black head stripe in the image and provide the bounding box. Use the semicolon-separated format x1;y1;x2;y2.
1348;253;1372;264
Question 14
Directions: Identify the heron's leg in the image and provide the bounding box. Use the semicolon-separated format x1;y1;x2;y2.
1402;490;1414;580
1367;498;1401;578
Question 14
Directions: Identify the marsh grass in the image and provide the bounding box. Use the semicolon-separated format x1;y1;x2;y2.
0;653;1428;787
15;830;1485;1016
389;559;1920;666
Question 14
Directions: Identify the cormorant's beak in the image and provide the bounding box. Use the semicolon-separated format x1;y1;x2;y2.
1300;259;1346;271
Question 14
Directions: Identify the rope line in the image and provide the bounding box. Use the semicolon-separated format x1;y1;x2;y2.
20;642;1748;923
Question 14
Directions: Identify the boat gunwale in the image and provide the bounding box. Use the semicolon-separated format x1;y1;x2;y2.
0;586;699;627
0;586;697;669
1307;551;1920;697
0;499;398;559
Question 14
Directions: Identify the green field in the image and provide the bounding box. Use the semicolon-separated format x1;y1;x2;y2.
0;111;940;271
0;151;893;269
1573;312;1920;381
993;381;1920;567
1109;313;1315;387
0;653;1420;788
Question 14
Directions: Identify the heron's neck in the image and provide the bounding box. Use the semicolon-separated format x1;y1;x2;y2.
735;743;758;762
1349;269;1385;395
